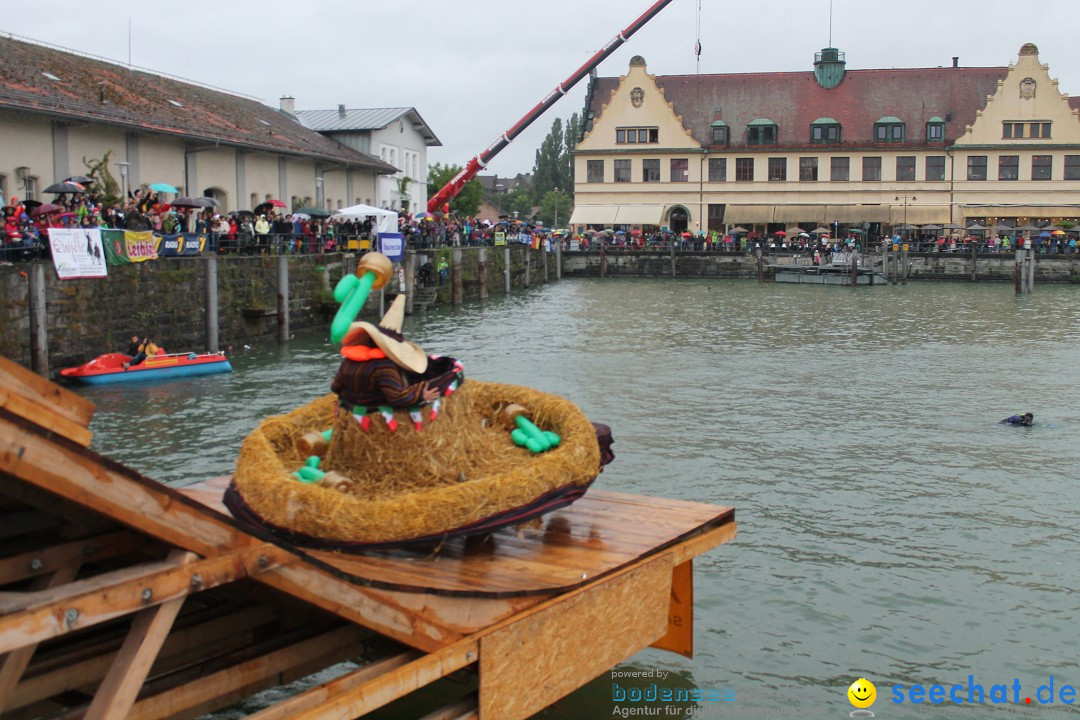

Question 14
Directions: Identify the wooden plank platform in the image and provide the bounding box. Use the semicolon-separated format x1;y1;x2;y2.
0;356;737;719
179;478;735;597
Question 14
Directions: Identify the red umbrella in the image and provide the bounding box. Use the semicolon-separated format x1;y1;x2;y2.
268;199;286;208
774;230;787;236
680;232;692;238
30;203;63;218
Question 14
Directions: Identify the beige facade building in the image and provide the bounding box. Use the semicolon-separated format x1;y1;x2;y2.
571;44;1080;238
0;36;396;214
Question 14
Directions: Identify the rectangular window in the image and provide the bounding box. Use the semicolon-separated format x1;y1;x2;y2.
708;157;727;182
615;127;659;144
670;158;689;183
707;204;725;231
862;156;881;181
1029;122;1052;139
24;176;37;202
925;156;945;181
587;159;604;183
614;159;631;183
998;155;1019;181
711;126;728;144
1003;122;1024;139
967;156;987;181
1032;154;1052;180
811;125;840;143
768;157;787;181
830;157;849;181
927;123;945;141
735;158;754;181
1065;155;1080;181
896;156;916;181
748;125;777;145
642;159;661;182
799;157;819;181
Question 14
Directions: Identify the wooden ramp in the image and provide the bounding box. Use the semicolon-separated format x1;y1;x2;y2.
0;356;736;720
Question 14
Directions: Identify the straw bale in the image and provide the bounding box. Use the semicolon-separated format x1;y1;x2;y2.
232;381;600;544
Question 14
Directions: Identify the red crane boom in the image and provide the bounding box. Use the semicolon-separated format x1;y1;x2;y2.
427;0;678;213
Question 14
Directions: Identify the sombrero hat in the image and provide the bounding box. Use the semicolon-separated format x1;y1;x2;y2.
342;295;428;374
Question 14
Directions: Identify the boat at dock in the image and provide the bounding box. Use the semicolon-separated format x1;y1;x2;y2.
60;350;232;384
772;254;886;286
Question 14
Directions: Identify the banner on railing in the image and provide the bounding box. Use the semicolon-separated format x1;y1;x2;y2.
103;229;158;264
156;233;206;256
494;232;506;246
379;233;403;262
49;228;108;279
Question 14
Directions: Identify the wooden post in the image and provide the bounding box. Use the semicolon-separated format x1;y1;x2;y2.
901;245;909;285
851;247;859;286
970;239;978;282
451;248;463;306
599;237;607;278
204;256;219;353
881;239;888;283
555;239;562;280
29;263;48;377
891;244;898;285
670;236;676;277
541;240;549;283
755;247;764;283
524;248;531;289
1015;249;1023;294
405;251;417;314
504;246;511;293
276;255;289;342
478;247;488;300
1026;244;1035;293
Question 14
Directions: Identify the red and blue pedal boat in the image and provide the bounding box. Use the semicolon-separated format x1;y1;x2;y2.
60;351;232;385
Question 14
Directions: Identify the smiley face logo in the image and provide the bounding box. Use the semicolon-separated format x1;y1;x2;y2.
847;678;876;709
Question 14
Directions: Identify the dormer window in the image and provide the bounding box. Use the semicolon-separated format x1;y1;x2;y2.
926;117;945;142
874;116;905;142
710;120;729;145
810;118;841;143
747;119;777;145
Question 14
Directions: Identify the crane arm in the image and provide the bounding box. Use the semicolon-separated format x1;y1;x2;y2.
427;0;678;213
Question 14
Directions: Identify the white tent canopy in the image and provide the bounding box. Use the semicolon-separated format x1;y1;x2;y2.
333;204;398;234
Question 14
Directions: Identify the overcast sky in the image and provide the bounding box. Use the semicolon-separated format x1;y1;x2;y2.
5;0;1080;180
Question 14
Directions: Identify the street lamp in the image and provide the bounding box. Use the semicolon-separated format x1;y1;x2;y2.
116;162;130;204
895;195;916;240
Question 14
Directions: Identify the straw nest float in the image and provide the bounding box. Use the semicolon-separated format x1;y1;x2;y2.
226;381;601;549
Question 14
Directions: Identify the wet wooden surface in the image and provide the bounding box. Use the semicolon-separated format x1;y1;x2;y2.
180;478;735;597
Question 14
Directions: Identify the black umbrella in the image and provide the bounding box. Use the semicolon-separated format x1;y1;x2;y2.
295;206;331;218
65;175;93;184
22;200;42;211
199;196;219;208
44;181;87;194
171;197;207;209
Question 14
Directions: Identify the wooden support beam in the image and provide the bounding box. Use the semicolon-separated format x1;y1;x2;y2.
244;651;418;720
417;692;478;720
0;531;137;585
0;544;294;653
277;639;478;720
0;356;94;446
82;551;196;720
0;562;82;713
258;564;465;653
0;413;255;555
9;606;279;711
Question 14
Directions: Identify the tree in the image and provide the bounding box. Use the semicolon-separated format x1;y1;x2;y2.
538;189;572;228
561;112;580;193
426;163;483;217
397;176;412;212
531;118;564;204
83;149;122;208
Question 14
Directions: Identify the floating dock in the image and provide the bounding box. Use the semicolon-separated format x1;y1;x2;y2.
0;356;735;719
773;263;886;285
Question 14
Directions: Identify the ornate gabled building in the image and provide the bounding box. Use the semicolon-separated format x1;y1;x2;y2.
0;35;397;214
571;44;1080;237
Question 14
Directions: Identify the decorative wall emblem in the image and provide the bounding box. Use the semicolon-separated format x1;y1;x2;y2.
630;87;644;108
1020;77;1036;100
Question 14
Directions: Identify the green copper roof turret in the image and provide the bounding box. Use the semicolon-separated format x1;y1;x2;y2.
814;47;846;89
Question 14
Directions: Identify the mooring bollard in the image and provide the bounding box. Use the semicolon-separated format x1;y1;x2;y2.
276;255;289;343
478;247;488;300
504;246;511;293
205;255;219;353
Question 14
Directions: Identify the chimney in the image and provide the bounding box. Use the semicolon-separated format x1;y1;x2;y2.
279;96;295;114
952;57;959;68
338;104;346;119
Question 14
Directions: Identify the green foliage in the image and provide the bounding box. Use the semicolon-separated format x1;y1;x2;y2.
537;189;572;228
427;163;483;217
83;149;122;208
397;176;412;212
500;186;534;219
531;113;578;205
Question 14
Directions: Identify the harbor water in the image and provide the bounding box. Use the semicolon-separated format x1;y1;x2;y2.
81;278;1080;718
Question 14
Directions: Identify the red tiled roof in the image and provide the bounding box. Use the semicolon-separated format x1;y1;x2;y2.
588;65;1010;147
0;36;396;172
